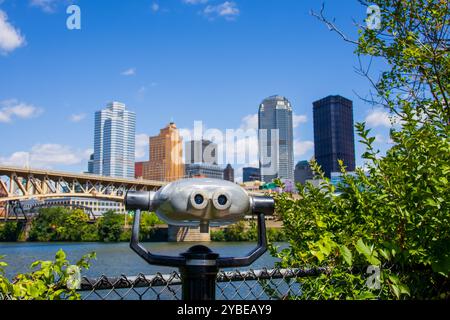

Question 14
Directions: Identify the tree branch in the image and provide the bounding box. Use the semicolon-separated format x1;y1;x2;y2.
310;3;359;45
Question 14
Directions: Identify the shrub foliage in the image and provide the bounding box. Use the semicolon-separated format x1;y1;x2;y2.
271;0;449;299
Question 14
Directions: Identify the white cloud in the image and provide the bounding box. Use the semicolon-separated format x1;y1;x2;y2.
0;144;91;169
0;10;26;54
121;68;136;76
135;133;149;159
374;134;394;145
293;114;307;128
69;113;86;122
151;2;160;12
0;99;42;123
203;1;239;20
183;0;208;4
365;108;396;128
294;140;314;157
29;0;59;13
240;114;258;130
374;134;385;143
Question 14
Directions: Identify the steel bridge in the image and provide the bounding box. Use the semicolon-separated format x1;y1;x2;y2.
0;165;165;220
6;201;97;222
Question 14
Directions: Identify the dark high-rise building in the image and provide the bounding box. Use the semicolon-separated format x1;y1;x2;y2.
313;95;355;178
86;153;94;174
294;160;313;184
243;167;261;182
223;164;234;182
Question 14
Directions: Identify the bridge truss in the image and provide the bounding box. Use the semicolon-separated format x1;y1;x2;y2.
0;166;165;219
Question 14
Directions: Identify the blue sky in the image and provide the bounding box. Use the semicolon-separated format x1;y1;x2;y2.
0;0;393;180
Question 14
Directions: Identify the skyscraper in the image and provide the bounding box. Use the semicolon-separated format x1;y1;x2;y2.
185;139;218;165
93;102;136;179
144;122;184;182
258;95;294;183
313;95;355;178
185;139;223;180
223;164;234;182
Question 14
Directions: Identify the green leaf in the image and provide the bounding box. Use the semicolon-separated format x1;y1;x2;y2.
339;245;353;266
399;284;410;296
390;283;401;299
355;239;372;257
378;248;391;261
55;249;66;262
355;239;380;265
310;249;325;262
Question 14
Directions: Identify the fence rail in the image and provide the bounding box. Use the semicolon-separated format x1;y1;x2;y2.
78;267;328;300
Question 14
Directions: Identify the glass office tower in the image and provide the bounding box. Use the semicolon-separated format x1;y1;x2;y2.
93;102;136;179
258;95;294;183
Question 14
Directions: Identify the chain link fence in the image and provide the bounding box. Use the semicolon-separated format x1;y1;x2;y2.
78;267;329;300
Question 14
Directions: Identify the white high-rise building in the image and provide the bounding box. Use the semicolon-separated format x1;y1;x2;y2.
93;102;136;179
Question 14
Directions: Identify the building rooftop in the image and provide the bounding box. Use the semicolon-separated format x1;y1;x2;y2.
259;95;292;111
313;95;353;107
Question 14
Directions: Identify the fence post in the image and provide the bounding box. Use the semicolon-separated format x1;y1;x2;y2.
179;245;219;301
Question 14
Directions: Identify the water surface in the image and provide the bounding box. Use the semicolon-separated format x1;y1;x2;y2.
0;242;285;279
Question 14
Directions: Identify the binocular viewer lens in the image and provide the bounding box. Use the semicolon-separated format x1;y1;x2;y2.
192;193;228;208
194;194;204;205
217;195;227;206
190;190;231;211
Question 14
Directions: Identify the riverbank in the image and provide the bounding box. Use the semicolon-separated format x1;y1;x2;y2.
0;208;285;243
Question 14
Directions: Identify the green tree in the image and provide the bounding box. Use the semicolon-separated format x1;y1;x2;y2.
28;208;99;242
57;209;90;241
80;224;100;242
0;222;22;241
28;207;67;242
96;211;124;242
272;0;449;299
139;212;164;241
225;221;251;241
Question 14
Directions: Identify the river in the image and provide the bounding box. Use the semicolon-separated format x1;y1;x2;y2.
0;242;286;279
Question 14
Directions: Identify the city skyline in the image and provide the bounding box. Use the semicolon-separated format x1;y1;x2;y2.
0;0;394;182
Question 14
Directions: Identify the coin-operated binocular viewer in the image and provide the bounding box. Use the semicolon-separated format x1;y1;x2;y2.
125;178;274;301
